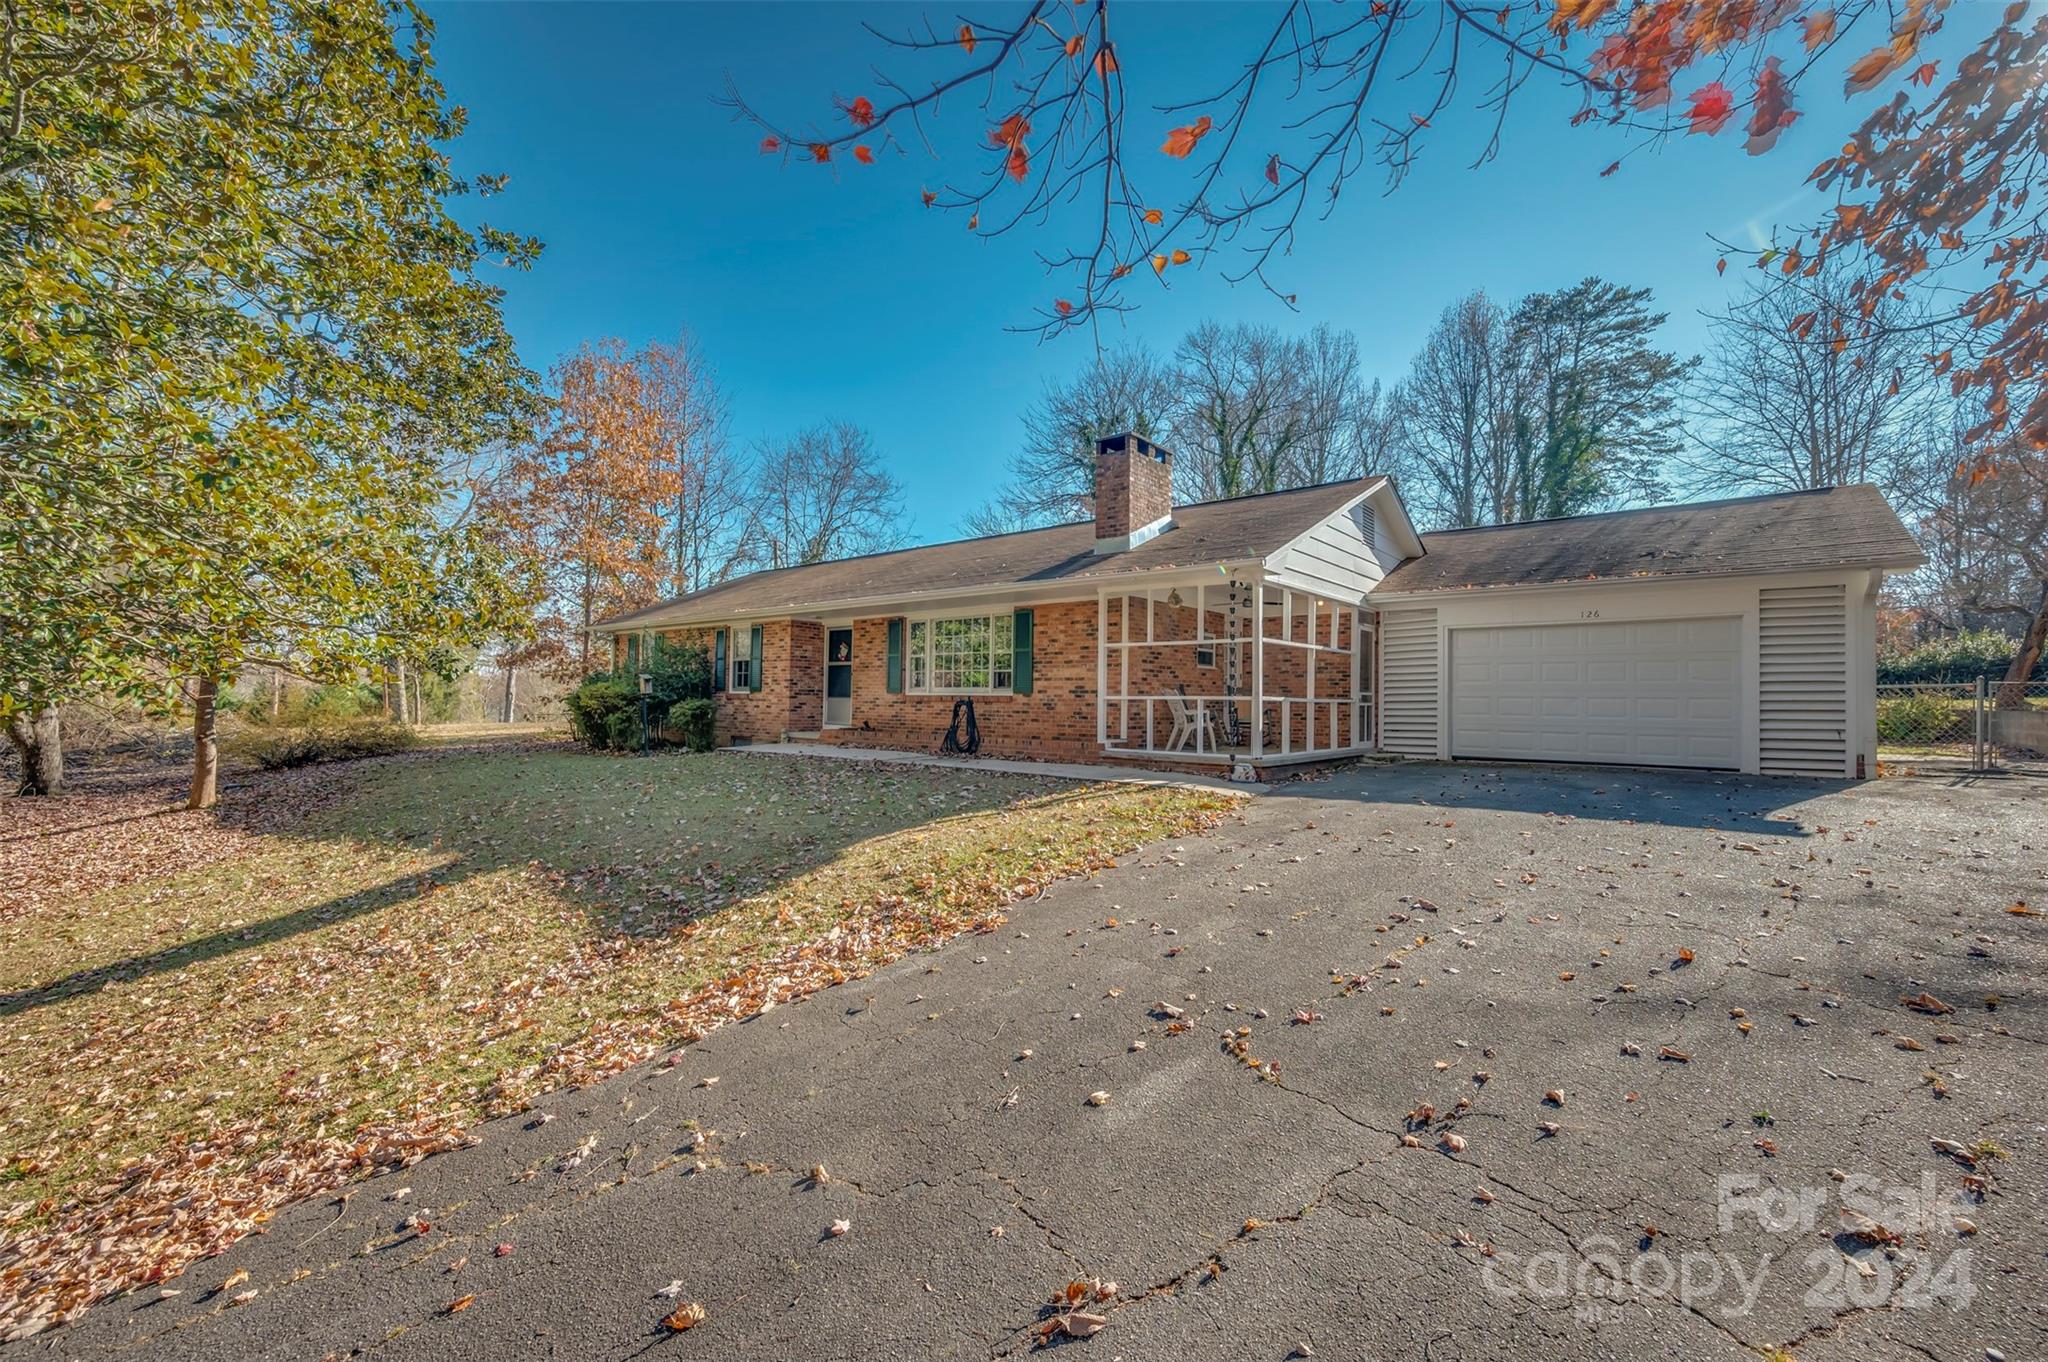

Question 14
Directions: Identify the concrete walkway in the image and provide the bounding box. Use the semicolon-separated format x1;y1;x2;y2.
724;740;1268;794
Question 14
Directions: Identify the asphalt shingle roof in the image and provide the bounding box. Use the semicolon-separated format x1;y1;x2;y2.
1376;483;1926;594
597;478;1377;629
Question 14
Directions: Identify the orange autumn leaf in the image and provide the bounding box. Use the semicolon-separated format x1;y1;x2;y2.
1685;81;1734;135
1717;257;1728;275
1264;153;1280;186
1109;262;1131;280
1150;253;1168;275
662;1302;707;1332
1170;248;1191;265
809;143;831;163
1908;60;1939;86
1844;44;1904;95
759;135;781;154
1142;207;1163;225
1801;9;1837;50
446;1293;477;1314
989;113;1032;149
1065;32;1083;57
958;23;977;54
843;95;876;129
1055;298;1075;316
920;188;937;207
1093;43;1118;77
853;145;875;165
1006;146;1030;182
1161;115;1212;158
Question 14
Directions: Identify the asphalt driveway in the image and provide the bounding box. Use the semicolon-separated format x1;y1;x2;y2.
19;762;2045;1362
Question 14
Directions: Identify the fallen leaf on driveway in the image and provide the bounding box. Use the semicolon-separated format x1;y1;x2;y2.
663;1302;708;1332
1901;992;1953;1015
1658;1047;1690;1063
446;1293;477;1314
1086;1091;1110;1107
1441;1132;1468;1153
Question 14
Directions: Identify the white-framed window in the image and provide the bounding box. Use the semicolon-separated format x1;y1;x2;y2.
728;627;752;691
1196;644;1217;668
905;613;1013;693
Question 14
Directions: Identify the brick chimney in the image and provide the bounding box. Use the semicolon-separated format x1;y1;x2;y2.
1092;432;1174;553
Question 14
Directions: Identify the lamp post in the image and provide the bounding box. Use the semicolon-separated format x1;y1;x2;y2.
638;672;653;754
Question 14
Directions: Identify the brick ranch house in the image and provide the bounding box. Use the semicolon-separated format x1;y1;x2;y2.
596;434;1926;779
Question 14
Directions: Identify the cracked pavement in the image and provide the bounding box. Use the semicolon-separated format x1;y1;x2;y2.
14;762;2045;1361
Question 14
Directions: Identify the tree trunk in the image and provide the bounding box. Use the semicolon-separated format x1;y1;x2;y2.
188;678;220;810
1995;576;2048;711
502;665;516;723
271;667;282;721
6;707;64;796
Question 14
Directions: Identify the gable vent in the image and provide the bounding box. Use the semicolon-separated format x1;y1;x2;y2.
1357;503;1378;552
1758;584;1848;776
1380;608;1440;757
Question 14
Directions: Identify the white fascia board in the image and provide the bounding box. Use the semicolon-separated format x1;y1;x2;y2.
1363;559;1924;605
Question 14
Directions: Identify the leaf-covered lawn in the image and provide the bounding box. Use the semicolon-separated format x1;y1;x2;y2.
0;736;1239;1335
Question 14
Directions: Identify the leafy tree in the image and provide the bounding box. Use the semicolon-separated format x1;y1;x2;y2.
1;0;542;804
495;343;682;679
727;2;2045;449
1391;281;1686;527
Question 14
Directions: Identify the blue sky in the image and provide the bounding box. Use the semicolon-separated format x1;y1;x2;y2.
428;1;1968;541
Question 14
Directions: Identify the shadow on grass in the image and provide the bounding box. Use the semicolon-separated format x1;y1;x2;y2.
0;862;482;1018
4;744;1144;1017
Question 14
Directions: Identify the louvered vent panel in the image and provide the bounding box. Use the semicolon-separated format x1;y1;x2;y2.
1380;608;1440;757
1759;584;1848;775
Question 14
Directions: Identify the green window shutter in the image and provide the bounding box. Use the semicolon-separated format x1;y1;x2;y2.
748;626;763;693
1012;608;1034;694
885;618;903;693
625;634;640;673
712;629;726;692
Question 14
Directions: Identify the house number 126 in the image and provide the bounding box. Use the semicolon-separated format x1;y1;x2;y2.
1580;610;1601;619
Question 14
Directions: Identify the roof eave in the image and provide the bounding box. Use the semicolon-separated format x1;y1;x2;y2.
1367;554;1927;601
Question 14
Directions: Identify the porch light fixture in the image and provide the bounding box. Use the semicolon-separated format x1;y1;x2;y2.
1165;588;1183;609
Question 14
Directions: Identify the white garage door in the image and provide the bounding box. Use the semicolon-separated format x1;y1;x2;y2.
1449;618;1741;769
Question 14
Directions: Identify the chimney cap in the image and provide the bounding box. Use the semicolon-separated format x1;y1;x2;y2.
1096;431;1170;463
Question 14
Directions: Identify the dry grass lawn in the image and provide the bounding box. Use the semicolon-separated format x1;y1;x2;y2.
0;734;1240;1335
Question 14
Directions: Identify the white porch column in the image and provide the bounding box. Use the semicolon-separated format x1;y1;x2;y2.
1250;581;1265;762
1096;590;1109;747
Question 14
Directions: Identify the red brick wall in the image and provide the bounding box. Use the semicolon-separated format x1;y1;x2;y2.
627;594;1373;762
810;601;1105;761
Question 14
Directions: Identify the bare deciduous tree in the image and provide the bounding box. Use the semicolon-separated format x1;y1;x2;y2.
968;344;1179;533
1684;259;1938;499
747;422;908;569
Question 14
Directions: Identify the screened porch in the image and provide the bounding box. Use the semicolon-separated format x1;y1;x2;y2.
1096;578;1376;765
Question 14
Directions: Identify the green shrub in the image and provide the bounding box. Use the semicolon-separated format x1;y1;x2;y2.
570;640;717;751
668;697;716;752
1876;691;1966;744
565;677;638;751
234;720;421;770
1878;629;2040;685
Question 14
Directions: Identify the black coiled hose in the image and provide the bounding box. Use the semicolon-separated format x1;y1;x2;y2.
940;697;980;755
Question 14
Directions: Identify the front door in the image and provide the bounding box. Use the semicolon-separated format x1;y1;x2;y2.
825;628;853;727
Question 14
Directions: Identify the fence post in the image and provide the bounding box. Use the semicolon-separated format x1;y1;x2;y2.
1974;674;1989;772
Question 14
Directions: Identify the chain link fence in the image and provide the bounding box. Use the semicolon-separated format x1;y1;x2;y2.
1877;677;2048;775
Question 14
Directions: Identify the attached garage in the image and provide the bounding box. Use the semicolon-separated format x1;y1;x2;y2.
1369;486;1928;778
1448;618;1741;769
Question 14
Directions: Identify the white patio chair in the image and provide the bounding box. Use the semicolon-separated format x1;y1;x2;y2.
1163;691;1195;751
